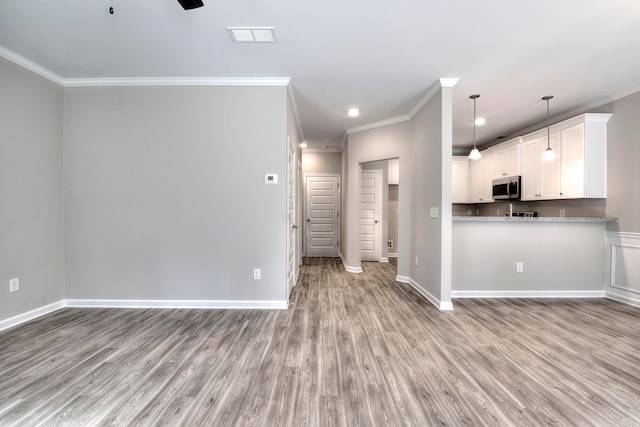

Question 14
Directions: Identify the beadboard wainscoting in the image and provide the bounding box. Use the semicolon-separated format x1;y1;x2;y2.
605;232;640;307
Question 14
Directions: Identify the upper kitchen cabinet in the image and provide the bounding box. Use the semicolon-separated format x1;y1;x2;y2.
522;132;561;200
521;113;611;201
469;153;494;203
492;138;522;179
452;156;469;203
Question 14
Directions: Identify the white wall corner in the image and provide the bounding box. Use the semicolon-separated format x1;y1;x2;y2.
340;253;362;273
287;83;305;142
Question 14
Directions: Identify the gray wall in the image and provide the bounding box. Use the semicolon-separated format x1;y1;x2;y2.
344;121;411;277
301;151;342;175
604;90;640;233
63;85;289;302
0;58;64;323
453;221;606;293
409;87;454;306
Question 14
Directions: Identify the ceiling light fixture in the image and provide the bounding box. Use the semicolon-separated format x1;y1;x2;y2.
348;108;360;117
474;117;486;126
542;95;556;161
468;94;482;160
299;142;308;148
227;27;276;43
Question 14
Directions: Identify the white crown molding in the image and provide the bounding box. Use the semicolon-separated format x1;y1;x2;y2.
287;83;305;143
303;147;343;153
345;114;411;135
346;77;459;136
408;77;459;118
63;76;291;87
0;46;65;85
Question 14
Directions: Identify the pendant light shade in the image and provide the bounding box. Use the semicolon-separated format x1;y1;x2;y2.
468;94;482;160
542;95;556;161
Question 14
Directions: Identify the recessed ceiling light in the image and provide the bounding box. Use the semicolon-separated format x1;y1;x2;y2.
299;142;308;148
475;117;486;125
348;108;360;117
227;27;276;43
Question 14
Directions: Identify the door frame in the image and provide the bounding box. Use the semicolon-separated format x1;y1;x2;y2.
303;173;341;257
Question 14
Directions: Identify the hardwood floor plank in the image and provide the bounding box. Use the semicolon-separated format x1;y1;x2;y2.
2;257;640;425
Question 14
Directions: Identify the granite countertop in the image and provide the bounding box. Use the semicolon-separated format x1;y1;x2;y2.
453;216;617;222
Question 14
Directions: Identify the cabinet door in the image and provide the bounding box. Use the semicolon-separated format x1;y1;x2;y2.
521;139;540;200
481;154;495;201
452;158;469;203
493;149;507;178
469;158;484;202
540;131;561;199
505;143;521;176
560;124;584;198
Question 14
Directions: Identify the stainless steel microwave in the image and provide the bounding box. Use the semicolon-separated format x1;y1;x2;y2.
492;176;521;200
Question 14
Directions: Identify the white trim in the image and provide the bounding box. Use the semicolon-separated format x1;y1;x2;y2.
64;77;291;87
345;115;411;135
65;299;288;309
408;78;459;118
287;84;305;142
605;291;640;309
396;276;453;311
340;253;362;273
451;290;606;299
303;147;343;153
0;46;65;85
380;257;389;263
387;253;398;258
0;300;65;332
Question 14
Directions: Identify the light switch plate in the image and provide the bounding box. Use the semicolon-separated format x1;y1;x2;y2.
264;174;277;184
430;207;438;218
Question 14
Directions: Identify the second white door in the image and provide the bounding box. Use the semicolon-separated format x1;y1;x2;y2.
361;170;382;262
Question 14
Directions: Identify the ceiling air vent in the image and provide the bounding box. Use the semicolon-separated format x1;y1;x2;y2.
227;27;276;43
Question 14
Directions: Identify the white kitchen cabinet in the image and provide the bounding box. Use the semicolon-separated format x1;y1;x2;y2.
521;132;560;200
452;156;469;203
388;158;399;185
469;154;494;203
521;114;611;201
492;138;521;178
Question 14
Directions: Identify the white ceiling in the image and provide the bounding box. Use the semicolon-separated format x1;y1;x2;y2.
2;1;640;153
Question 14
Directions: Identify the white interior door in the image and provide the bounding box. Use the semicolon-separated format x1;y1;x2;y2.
361;170;382;262
287;140;298;297
305;174;340;257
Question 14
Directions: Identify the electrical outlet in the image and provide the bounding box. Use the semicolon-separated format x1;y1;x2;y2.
253;268;261;280
516;262;524;273
9;278;19;293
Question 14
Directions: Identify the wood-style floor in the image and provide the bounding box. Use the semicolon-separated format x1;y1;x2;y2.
1;258;640;426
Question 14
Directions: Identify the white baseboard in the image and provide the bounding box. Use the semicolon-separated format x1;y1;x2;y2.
340;253;362;273
387;253;398;258
380;257;389;263
451;290;606;299
0;300;65;332
396;276;453;311
65;299;288;310
605;291;640;308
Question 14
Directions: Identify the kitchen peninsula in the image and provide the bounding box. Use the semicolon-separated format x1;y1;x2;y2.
452;215;616;298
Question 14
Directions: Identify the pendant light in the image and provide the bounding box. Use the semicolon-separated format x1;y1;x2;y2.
468;94;482;160
542;95;556;161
